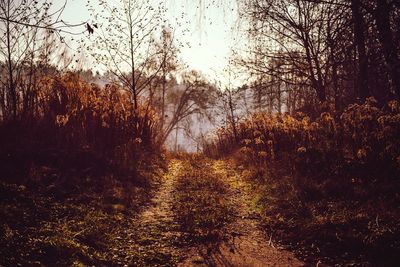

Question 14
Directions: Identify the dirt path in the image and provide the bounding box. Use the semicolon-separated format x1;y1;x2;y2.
130;158;304;266
179;160;304;267
131;159;184;266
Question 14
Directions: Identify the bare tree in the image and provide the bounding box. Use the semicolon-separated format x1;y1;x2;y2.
87;0;166;110
0;0;85;121
349;0;369;100
146;26;180;132
374;0;400;99
243;0;330;101
157;70;213;146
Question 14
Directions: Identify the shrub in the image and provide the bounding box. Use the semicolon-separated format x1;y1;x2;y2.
0;72;159;187
203;98;400;184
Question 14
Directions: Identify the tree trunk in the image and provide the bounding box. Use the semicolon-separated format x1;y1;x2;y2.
228;92;238;142
350;0;369;101
328;29;340;111
303;33;326;102
375;0;400;99
161;53;166;131
5;1;17;120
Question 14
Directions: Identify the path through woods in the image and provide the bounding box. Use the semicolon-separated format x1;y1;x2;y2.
129;160;184;265
135;159;304;266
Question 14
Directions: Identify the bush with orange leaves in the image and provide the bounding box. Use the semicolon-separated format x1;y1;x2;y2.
37;73;157;151
0;72;160;185
204;97;400;182
203;98;400;267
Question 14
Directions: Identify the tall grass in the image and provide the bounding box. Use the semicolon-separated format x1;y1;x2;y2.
0;72;160;187
204;98;400;184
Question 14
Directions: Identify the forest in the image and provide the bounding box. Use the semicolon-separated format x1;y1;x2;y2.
0;0;399;266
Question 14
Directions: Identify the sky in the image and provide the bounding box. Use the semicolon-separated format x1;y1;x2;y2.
54;0;245;151
58;0;242;86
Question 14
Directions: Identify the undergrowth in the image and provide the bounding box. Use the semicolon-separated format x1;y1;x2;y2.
172;156;233;246
203;98;400;266
0;160;165;266
237;161;400;266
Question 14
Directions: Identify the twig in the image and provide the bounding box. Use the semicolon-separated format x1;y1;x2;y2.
268;233;275;248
